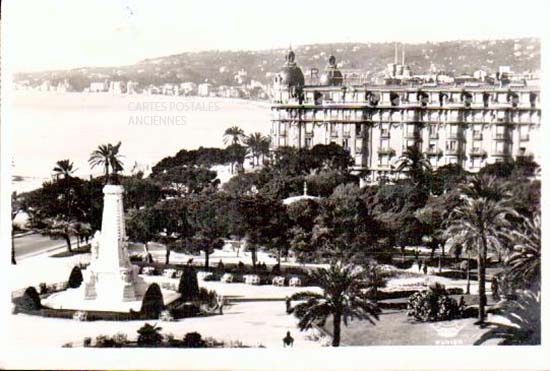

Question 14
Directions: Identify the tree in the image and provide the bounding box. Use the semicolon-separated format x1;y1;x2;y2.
396;145;432;190
140;284;165;319
152;165;218;196
225;143;247;174
244;132;267;167
43;218;77;252
52;159;76;180
137;323;164;346
11;192;21;265
504;214;540;291
223;126;246;145
178;265;200;301
68;266;83;288
89;142;124;184
290;261;380;346
445;175;517;323
474;290;540;345
126;208;159;260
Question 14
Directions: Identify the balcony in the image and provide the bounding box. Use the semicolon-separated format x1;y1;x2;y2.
425;148;443;157
473;133;483;140
520;134;530;141
469;148;487;157
330;131;339;138
378;147;396;157
446;148;463;156
493;132;510;141
448;132;462;140
380;131;390;139
429;132;439;139
343;131;351;138
404;132;417;139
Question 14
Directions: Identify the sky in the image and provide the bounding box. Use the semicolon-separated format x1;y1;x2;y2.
3;0;546;72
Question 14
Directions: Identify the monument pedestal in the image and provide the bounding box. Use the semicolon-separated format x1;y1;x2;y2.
82;185;147;304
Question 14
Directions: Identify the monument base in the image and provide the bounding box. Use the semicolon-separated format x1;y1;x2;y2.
42;286;180;313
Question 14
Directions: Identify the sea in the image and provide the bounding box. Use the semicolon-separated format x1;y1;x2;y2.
10;91;272;193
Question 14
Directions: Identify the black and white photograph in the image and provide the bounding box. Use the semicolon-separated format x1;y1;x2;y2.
0;0;547;369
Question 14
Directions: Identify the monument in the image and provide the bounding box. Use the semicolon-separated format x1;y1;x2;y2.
83;185;147;303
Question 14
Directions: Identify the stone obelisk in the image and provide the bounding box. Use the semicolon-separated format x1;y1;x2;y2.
83;185;146;303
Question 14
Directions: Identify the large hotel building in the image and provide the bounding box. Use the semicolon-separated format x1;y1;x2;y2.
270;50;541;184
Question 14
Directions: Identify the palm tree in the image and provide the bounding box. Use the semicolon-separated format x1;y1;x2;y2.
52;159;76;180
396;146;432;188
89;142;124;184
290;261;381;346
445;176;517;323
504;214;540;290
89;144;112;182
223;126;246;145
474;289;540;345
109;141;124;183
258;136;272;165
244;132;266;167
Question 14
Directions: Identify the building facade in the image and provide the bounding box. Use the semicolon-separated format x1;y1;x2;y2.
270;51;541;184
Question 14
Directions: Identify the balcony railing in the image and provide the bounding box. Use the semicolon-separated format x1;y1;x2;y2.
425;148;443;157
380;131;390;138
429;132;439;139
469;148;487;157
378;147;396;156
330;131;339;138
446;148;463;155
494;132;509;140
516;150;534;158
520;134;530;141
473;133;483;140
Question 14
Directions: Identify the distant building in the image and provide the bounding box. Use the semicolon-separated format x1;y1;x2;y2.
180;82;196;96
89;81;107;92
109;81;123;94
198;83;212;97
270;50;541;185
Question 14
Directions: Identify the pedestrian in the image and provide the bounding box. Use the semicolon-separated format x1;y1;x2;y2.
283;331;294;348
423;261;428;275
217;295;224;315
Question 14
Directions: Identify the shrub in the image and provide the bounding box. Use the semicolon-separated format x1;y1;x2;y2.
203;273;220;282
407;283;461;322
39;282;48;295
140;283;165;319
137;323;163;347
182;332;207;348
13;286;41;311
178;265;199;301
168;302;200;319
198;288;218;307
83;337;92;347
95;335;120;348
68;266;83;288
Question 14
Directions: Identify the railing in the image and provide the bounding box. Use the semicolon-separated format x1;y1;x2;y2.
469;148;487;157
425;148;443;156
520;134;530;141
473;133;483;140
378;148;396;156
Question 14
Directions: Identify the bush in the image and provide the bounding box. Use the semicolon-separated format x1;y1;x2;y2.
13;286;42;312
140;283;164;319
137;323;163;347
198;288;218;307
203;273;221;281
407;283;461;322
39;282;48;295
83;337;92;347
182;332;207;348
178;265;199;301
95;334;128;348
68;266;83;288
168;302;200;319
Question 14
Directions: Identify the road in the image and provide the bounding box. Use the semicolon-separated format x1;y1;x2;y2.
13;233;76;259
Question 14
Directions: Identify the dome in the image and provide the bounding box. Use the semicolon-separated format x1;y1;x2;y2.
278;50;305;87
320;55;343;86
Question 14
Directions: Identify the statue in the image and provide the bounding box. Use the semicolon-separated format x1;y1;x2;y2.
91;231;101;261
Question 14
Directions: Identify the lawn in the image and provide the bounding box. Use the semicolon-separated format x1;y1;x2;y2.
323;310;499;346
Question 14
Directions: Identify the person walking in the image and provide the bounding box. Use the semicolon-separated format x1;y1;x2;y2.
283;331;294;348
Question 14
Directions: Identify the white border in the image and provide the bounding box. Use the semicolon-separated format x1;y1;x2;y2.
1;0;549;370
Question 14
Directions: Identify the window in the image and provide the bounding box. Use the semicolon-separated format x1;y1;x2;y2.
330;123;338;137
381;138;389;149
355;123;363;136
446;140;458;151
342;139;349;150
305;137;312;148
496;142;504;154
